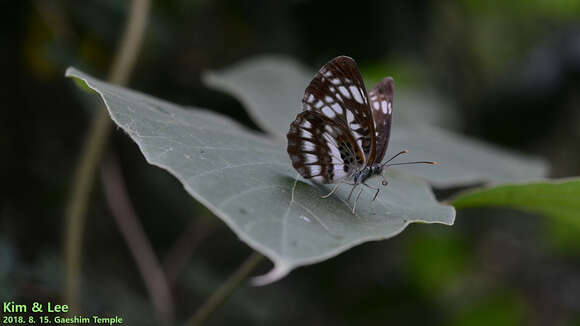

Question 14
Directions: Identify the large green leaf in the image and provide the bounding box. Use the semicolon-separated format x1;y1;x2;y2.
453;178;580;229
66;68;455;284
203;56;548;186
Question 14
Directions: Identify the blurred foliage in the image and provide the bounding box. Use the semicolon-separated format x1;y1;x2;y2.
454;179;580;253
404;231;471;294
2;0;580;325
459;0;580;19
450;290;527;326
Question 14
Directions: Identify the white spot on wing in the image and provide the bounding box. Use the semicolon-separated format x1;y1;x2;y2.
302;141;315;151
331;103;342;114
346;110;355;123
315;100;324;109
328;144;342;163
300;128;313;138
338;86;350;99
331;78;341;85
307;94;315;103
302;120;312;128
373;101;380;110
381;100;388;114
311;175;324;182
322;106;336;118
304;153;318;163
350;86;364;104
310;165;321;175
387;101;392;114
324;95;333;103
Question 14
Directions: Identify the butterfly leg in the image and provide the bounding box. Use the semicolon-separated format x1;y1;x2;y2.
362;182;380;215
321;182;341;199
347;184;359;201
362;183;380;201
374;177;384;201
352;186;364;214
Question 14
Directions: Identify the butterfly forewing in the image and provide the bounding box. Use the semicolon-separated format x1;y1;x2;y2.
287;110;365;184
368;77;394;164
301;56;376;164
287;56;397;187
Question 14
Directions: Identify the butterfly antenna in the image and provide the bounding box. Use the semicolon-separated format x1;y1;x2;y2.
386;161;438;167
382;150;437;167
381;150;409;167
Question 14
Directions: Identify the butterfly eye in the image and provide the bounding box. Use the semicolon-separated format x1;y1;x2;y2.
381;180;388;186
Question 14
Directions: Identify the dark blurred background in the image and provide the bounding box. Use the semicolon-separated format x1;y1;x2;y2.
2;0;580;325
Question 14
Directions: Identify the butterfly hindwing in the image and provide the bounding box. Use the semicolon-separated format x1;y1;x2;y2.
287;110;365;184
368;77;394;164
301;56;376;164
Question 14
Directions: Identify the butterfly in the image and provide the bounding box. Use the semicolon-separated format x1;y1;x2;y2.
287;56;436;214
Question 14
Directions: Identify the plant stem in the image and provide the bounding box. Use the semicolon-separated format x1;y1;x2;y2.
101;152;174;324
63;0;150;313
63;108;111;313
163;215;217;287
187;252;264;326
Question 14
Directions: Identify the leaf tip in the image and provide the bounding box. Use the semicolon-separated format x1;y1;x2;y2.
64;67;76;77
64;68;95;93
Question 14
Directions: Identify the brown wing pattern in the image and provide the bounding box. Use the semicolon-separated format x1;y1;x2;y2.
368;77;394;164
301;56;376;165
287;110;365;184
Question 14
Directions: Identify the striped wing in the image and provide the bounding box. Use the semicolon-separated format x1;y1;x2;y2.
301;56;376;165
287;110;365;184
368;77;394;164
